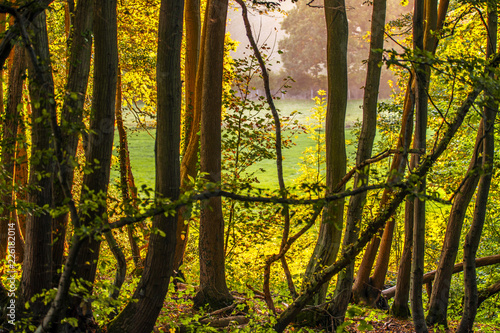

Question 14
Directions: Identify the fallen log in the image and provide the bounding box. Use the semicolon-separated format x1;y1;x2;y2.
478;279;500;306
382;254;500;299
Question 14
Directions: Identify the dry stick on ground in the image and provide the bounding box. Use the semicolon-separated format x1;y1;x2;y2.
235;0;296;308
383;254;500;299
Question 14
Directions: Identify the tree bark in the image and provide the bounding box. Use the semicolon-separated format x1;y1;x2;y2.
353;0;448;304
458;4;497;331
391;198;413;318
107;0;183;331
1;45;25;263
115;65;142;269
300;0;348;321
410;0;430;330
426;121;483;326
20;12;54;318
193;0;233;310
72;0;117;319
327;0;386;325
175;0;201;272
51;0;93;285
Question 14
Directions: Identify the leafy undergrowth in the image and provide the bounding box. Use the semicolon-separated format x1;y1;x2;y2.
151;285;500;333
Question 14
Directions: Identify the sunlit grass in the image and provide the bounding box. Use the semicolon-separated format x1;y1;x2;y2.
112;99;365;191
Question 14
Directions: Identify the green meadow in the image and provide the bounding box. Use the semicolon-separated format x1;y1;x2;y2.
112;99;365;190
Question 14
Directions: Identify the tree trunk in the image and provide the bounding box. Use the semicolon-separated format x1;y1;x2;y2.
72;0;117;317
352;76;415;307
115;65;142;269
193;0;233;310
458;4;497;331
14;114;28;242
391;198;413;318
353;0;448;304
300;0;348;321
175;0;201;272
426;121;483;326
107;0;183;331
1;45;25;263
20;12;54;318
410;0;431;330
51;0;93;285
327;0;386;325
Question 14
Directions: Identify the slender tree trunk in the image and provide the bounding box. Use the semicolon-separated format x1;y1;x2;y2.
115;65;142;269
391;198;414;318
327;0;386;325
51;0;93;285
353;0;448;304
72;0;117;319
20;12;54;318
234;0;296;307
14;114;28;244
193;0;233;310
300;0;348;320
1;45;25;262
410;0;430;330
458;4;497;331
426;121;483;326
0;13;4;115
174;0;201;272
352;76;415;306
107;0;183;331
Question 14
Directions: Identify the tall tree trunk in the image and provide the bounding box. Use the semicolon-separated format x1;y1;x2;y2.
426;121;483;326
20;12;54;318
174;0;201;272
193;0;233;310
115;65;142;269
391;198;414;318
353;0;448;304
13;118;28;262
410;0;430;330
458;4;497;331
107;0;183;331
0;13;4;115
300;0;348;321
1;45;25;262
352;75;415;306
72;0;117;315
51;0;93;285
327;0;386;325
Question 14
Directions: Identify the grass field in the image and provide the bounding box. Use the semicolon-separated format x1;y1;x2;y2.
112;99;365;190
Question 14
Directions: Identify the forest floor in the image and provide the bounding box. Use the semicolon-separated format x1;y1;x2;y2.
153;285;500;333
